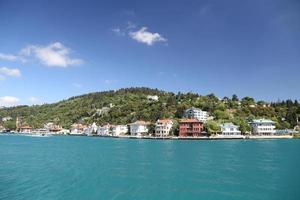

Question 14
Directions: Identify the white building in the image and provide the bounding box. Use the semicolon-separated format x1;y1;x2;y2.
130;121;150;136
97;124;111;136
19;126;33;134
250;119;276;135
112;125;128;136
147;95;159;101
184;107;209;122
44;122;62;133
219;123;241;135
84;122;98;135
155;119;173;137
57;129;70;135
70;123;87;135
2;116;12;122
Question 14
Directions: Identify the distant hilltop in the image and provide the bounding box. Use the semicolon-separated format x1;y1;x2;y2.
0;87;299;131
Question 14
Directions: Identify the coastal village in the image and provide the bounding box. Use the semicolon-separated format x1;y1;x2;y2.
1;95;299;139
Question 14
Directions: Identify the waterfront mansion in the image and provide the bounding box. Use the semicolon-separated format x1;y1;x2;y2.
219;123;241;135
179;118;204;137
155;119;173;137
130;121;150;136
112;125;128;136
250;119;276;135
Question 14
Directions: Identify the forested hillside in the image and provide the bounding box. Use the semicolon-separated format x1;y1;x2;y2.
1;87;299;132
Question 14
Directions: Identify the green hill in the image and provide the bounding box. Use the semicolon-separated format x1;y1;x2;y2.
0;87;299;133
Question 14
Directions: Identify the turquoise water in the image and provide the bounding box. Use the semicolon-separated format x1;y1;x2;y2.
0;135;299;200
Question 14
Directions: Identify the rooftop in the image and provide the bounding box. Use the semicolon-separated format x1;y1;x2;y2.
220;123;239;128
179;118;201;123
251;119;275;124
157;119;173;123
130;120;151;125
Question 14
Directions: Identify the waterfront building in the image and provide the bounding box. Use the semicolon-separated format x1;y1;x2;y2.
130;121;150;136
179;118;204;137
57;129;70;135
184;107;209;122
112;125;128;136
34;128;48;134
275;129;298;135
250;119;276;135
70;123;87;135
97;124;111;136
84;122;98;135
44;122;62;133
19;125;33;133
90;122;98;133
219;123;241;135
155;119;173;137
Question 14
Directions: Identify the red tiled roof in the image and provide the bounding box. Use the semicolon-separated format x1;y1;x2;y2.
20;125;32;129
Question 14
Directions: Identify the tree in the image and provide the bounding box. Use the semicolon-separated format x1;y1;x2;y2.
148;124;155;136
241;97;255;106
233;118;251;134
204;121;220;135
3;121;16;130
232;94;239;102
214;110;230;120
170;121;179;136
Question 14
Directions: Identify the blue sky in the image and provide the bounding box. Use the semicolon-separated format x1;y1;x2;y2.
0;0;299;106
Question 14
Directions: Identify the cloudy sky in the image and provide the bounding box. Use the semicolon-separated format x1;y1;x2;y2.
0;0;299;106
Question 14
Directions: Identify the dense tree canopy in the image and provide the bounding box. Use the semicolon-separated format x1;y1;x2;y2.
0;87;299;133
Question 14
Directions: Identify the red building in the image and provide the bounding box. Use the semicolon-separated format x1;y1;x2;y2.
179;118;204;137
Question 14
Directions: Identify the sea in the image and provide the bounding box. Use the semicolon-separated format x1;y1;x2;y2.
0;134;299;200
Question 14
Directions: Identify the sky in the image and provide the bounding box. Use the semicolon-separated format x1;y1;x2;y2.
0;0;299;106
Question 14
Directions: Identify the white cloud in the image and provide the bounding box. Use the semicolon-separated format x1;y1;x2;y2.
126;21;137;30
0;96;20;107
129;27;167;46
20;42;83;68
104;79;117;84
0;53;18;61
0;67;21;77
111;28;126;36
72;83;83;88
0;53;26;63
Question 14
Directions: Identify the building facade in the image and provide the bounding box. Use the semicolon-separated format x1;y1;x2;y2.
184;107;208;122
179;119;204;137
70;123;87;135
2;116;12;122
112;125;128;136
147;95;159;101
97;124;111;136
130;121;150;136
155;119;173;137
250;119;276;135
219;123;241;135
44;122;62;133
19;125;33;133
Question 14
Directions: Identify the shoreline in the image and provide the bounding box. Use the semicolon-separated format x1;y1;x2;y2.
0;133;294;140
